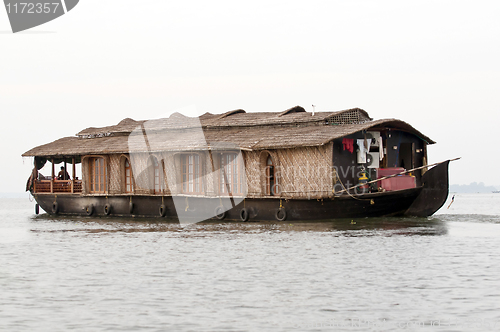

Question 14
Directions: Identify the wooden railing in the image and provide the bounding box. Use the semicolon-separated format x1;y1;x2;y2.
34;180;83;194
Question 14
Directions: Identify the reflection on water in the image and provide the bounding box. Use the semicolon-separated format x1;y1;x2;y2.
30;213;449;237
1;197;500;332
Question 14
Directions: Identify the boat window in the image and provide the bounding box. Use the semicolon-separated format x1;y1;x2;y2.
124;158;134;193
265;155;275;196
181;154;203;194
89;157;107;193
220;153;244;195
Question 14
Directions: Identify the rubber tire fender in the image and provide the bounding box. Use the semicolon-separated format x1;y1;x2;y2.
35;203;40;215
51;202;59;214
159;204;167;217
129;202;134;214
104;203;112;215
275;208;287;221
240;208;249;222
215;206;226;220
86;204;94;216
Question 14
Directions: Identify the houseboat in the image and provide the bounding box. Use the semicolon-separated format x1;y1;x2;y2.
23;106;452;223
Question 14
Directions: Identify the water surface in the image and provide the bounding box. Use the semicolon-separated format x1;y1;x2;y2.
1;194;500;331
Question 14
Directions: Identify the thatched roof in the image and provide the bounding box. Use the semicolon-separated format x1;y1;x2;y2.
23;107;434;157
78;118;145;137
76;107;372;136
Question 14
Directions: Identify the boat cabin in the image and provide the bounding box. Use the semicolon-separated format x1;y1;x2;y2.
23;107;434;200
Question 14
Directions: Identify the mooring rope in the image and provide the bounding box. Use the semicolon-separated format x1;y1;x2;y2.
332;171;366;201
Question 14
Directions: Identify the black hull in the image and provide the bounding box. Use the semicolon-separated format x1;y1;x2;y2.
33;188;419;221
405;160;449;217
32;161;450;222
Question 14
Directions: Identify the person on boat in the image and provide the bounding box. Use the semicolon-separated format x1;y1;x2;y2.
57;166;71;180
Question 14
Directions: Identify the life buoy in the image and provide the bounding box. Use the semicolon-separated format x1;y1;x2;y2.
215;206;226;220
86;204;94;216
129;202;134;214
51;202;59;214
275;208;287;221
104;203;112;215
159;204;167;217
240;208;249;222
35;204;39;215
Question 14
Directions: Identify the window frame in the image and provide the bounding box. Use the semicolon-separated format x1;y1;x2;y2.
89;157;107;194
181;154;203;194
124;157;134;193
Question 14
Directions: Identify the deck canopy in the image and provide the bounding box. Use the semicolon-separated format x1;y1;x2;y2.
23;107;435;158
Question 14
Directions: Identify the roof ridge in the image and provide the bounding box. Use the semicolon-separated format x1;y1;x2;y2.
278;105;306;117
217;109;246;120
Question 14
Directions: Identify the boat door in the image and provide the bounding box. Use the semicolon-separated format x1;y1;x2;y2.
399;143;414;170
265;155;275;195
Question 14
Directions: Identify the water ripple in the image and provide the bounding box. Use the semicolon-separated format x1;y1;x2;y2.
1;198;500;331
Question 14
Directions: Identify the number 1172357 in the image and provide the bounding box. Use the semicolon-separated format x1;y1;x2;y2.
6;2;60;14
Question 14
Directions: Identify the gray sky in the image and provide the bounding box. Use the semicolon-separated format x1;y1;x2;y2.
1;0;499;193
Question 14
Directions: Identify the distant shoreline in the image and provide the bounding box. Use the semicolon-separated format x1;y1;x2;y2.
450;182;499;194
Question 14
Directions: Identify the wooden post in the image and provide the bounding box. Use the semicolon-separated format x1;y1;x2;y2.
63;158;67;193
51;159;54;193
72;157;76;193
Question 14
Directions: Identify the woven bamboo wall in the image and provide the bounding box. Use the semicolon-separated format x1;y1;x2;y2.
239;144;334;198
204;152;217;197
108;154;121;194
128;152;150;194
159;152;174;195
274;143;333;199
242;150;262;196
81;158;88;194
82;143;334;199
